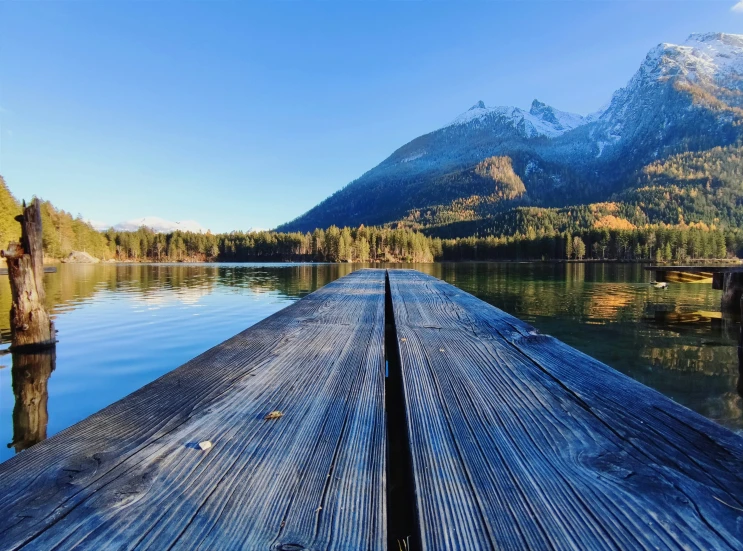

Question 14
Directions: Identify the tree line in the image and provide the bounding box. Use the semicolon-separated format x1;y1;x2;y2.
101;225;439;263
78;224;737;264
0;184;439;263
441;226;732;262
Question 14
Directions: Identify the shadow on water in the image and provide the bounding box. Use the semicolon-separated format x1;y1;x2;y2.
7;350;55;453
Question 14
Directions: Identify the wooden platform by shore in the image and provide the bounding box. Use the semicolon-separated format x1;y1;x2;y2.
1;269;743;549
647;265;743;312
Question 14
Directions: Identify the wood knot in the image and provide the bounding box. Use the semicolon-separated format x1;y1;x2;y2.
275;544;306;551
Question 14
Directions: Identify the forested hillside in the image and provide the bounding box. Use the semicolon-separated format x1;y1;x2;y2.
409;144;743;243
40;201;112;260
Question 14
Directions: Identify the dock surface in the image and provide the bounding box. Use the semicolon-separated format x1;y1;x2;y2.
0;270;387;550
389;270;743;550
2;269;743;549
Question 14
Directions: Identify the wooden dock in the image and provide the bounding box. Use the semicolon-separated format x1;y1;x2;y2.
2;269;743;549
647;265;743;312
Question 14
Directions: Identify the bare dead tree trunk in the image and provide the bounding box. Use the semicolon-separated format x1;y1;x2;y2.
1;199;55;350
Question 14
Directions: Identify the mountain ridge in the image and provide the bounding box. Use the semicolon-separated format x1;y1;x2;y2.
277;32;743;235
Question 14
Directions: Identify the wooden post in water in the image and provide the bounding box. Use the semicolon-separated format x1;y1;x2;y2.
722;272;743;314
0;199;55;350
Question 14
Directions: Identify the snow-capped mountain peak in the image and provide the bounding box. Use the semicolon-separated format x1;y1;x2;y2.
447;100;587;138
528;100;586;132
113;217;207;234
637;32;743;85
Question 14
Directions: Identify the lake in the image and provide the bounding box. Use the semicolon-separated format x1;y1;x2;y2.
0;262;740;464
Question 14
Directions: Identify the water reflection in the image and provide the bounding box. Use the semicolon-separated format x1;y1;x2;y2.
8;350;54;453
0;261;741;463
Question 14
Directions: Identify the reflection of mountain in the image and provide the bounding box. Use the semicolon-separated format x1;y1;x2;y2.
8;351;55;453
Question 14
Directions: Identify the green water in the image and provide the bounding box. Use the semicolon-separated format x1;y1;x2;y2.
0;262;740;464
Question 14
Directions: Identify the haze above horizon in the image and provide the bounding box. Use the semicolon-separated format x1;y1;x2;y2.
0;1;740;233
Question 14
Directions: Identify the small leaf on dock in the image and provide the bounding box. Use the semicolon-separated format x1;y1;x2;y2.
198;441;212;451
265;410;284;420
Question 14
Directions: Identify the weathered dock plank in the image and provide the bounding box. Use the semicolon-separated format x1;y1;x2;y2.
388;269;743;550
648;265;743;274
0;269;387;551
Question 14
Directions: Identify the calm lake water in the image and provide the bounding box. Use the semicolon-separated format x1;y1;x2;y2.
0;262;740;463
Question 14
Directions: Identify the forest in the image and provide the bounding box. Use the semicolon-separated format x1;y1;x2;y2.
0;175;739;264
441;226;732;262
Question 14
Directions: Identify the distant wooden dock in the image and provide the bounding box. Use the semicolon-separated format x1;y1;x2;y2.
648;265;743;312
2;269;743;549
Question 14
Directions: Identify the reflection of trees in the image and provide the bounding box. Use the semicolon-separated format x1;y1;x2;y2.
8;350;55;453
0;264;362;340
414;262;738;379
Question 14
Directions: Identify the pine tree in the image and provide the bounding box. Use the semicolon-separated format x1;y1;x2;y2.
358;238;370;262
717;232;727;259
573;236;586;260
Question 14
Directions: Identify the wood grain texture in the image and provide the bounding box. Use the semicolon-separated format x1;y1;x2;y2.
0;269;387;551
388;269;743;551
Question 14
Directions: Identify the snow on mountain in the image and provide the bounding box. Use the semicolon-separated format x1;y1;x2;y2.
113;217;207;234
447;99;588;138
445;33;742;144
589;32;743;147
659;32;743;81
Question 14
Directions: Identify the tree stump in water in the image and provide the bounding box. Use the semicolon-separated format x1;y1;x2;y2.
1;199;55;350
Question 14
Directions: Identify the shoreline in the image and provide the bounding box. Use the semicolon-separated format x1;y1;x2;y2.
52;258;743;266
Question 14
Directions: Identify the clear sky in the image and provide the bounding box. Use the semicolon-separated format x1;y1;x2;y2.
0;1;740;233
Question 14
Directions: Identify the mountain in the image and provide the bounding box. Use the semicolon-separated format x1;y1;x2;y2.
109;217;208;234
278;33;743;235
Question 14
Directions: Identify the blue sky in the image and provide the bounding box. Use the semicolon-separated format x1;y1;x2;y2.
0;1;740;233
